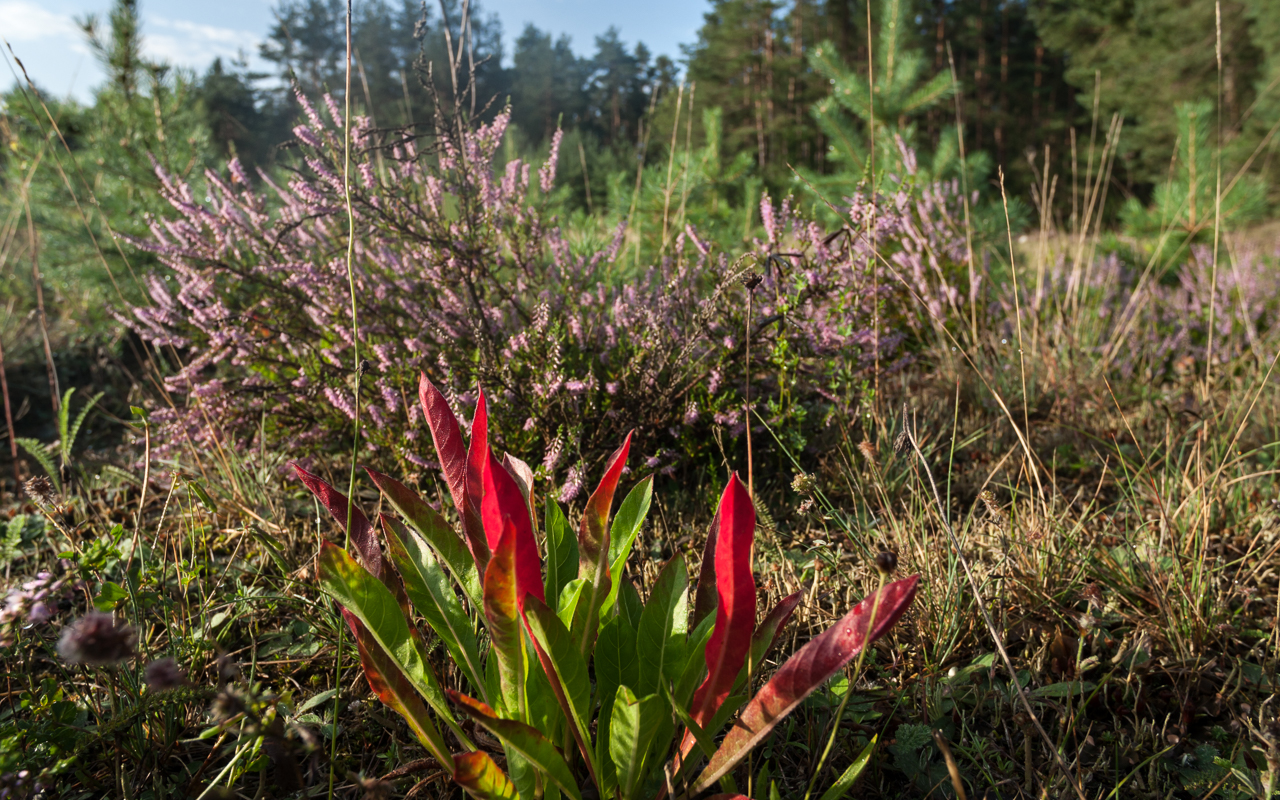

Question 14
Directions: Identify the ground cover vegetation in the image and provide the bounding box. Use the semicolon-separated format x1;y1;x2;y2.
1;0;1279;797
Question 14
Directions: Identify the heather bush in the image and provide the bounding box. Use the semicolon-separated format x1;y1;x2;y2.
123;92;977;491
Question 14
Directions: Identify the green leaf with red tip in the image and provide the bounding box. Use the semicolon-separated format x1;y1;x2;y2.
453;751;517;800
482;449;544;608
366;467;482;607
482;525;524;716
419;375;488;569
522;596;597;783
692;575;920;794
341;609;455;772
316;543;469;744
577;433;631;582
294;464;381;578
574;434;631;653
381;514;486;698
689;474;757;730
447;691;583;800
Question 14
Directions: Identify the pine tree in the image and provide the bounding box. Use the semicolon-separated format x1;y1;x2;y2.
1121;99;1267;260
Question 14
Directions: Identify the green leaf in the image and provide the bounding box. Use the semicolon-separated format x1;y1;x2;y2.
1030;681;1096;699
557;578;588;633
609;686;664;800
545;497;578;604
93;581;129;611
600;477;652;618
316;543;461;736
16;439;60;494
366;468;483;607
448;692;583;800
817;735;876;800
522;596;598;781
65;391;104;458
594;613;638;790
383;516;487;699
674;612;717;708
636;555;688;697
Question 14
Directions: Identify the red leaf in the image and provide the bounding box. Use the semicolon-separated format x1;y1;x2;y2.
452;751;517;799
693;575;920;793
577;432;632;583
466;388;490;532
294;464;381;579
419;375;488;568
689;473;756;730
482;450;544;607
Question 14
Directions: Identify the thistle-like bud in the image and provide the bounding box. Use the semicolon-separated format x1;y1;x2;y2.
56;612;136;666
743;273;763;291
144;657;187;692
23;476;56;507
874;551;898;575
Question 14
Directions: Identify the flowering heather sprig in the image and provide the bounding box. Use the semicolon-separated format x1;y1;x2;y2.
1;571;71;646
56;611;136;666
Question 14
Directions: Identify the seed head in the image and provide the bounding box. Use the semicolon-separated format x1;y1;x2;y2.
892;429;910;455
23;476;56;507
978;490;1005;525
791;472;817;495
856;440;879;466
743;273;763;291
56;612;136;666
874;551;898;575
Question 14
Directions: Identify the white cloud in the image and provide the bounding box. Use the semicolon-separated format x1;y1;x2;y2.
0;1;80;41
146;16;260;66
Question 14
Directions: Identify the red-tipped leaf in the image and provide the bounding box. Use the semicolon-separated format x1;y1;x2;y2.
577;432;632;584
482;450;544;607
465;388;490;540
447;690;583;800
482;524;524;714
452;751;517;799
692;575;920;793
294;464;381;579
342;609;455;772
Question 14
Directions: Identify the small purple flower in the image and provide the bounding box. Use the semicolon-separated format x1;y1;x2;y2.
57;612;136;666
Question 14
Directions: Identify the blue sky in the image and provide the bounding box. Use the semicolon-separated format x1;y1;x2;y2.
1;0;709;102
